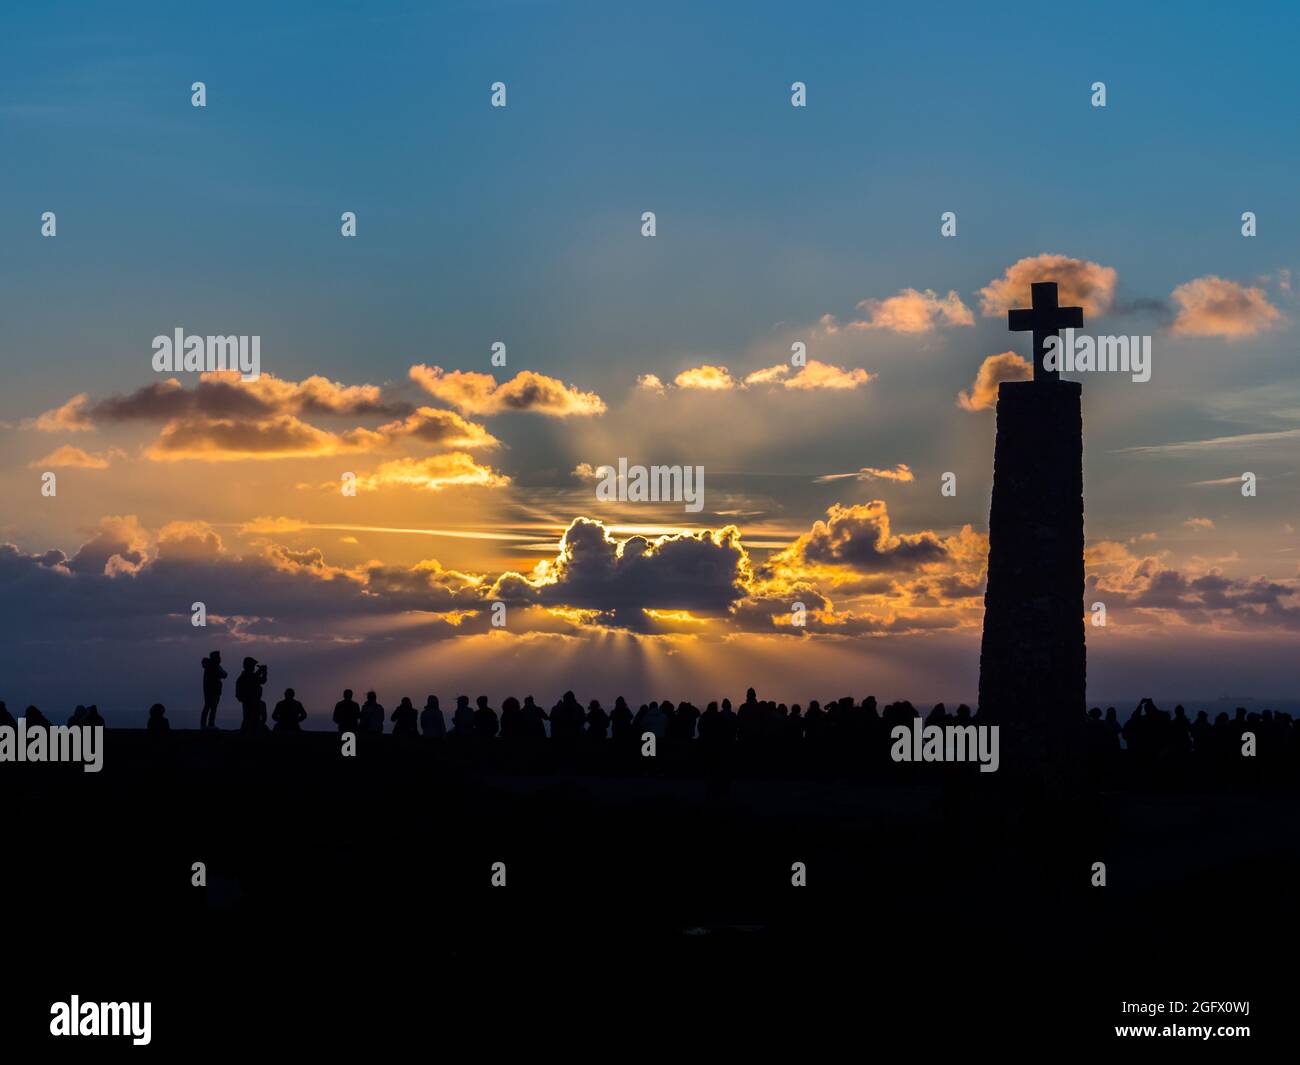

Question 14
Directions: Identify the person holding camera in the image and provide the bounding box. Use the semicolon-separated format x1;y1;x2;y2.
236;657;269;734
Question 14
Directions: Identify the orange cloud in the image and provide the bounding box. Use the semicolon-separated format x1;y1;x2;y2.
746;503;990;635
207;370;396;415
349;453;510;492
409;365;605;416
28;445;122;469
1170;276;1284;339
957;351;1033;411
144;414;356;461
1084;543;1300;631
742;364;790;387
44;372;409;431
979;253;1117;318
850;288;974;333
743;360;873;390
815;464;914;484
156;519;225;558
57;514;152;576
239;516;309;535
33;393;94;432
673;364;735;390
31;372;486;463
665;360;872;393
139;403;496;462
768;501;948;575
368;406;499;448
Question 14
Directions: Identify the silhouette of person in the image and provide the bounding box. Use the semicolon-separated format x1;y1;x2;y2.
147;703;170;732
391;697;419;737
551;691;583;742
1145;698;1172;753
0;701;16;729
804;699;827;741
784;703;804;742
1212;711;1232;747
523;695;547;739
23;705;50;726
236;658;268;734
84;704;105;727
451;696;475;737
611;697;634;742
586;699;610;739
641;700;670;739
1122;701;1145;754
925;703;950;727
1232;707;1248;754
420;696;446;738
738;688;760;744
698;701;721;745
360;692;385;735
333;689;361;734
661;698;679;736
201;651;227;730
272;688;307;732
68;705;88;727
499;696;525;740
1103;707;1121;745
473;696;499;739
826;697;851;742
1085;707;1107;755
1171;704;1192;754
1259;708;1280;758
1191;710;1212;754
673;700;700;741
719;698;738;744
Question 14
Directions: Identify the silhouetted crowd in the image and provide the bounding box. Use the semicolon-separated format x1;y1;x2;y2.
1;656;1296;771
1085;695;1297;765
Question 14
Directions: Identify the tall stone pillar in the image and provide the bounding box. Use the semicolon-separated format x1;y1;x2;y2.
977;379;1087;770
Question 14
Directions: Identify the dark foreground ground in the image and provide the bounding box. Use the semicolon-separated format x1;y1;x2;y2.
3;730;1294;1054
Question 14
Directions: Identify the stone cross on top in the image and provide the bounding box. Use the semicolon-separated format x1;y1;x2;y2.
1008;281;1084;383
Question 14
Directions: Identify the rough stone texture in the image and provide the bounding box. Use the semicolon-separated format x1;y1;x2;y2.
978;379;1086;771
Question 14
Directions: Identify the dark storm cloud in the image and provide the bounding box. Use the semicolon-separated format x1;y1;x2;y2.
1088;567;1300;630
0;520;489;651
490;518;752;614
86;374;412;422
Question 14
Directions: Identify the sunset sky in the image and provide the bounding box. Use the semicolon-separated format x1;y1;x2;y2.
3;1;1298;723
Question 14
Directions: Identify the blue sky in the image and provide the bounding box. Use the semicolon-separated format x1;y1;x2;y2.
4;0;1296;399
1;1;1298;719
